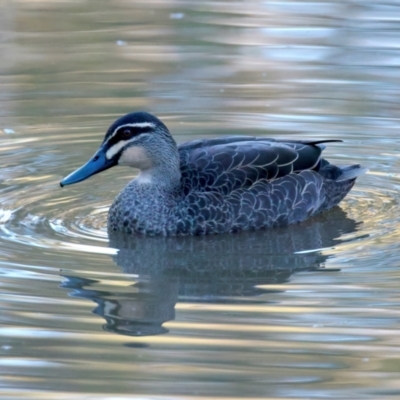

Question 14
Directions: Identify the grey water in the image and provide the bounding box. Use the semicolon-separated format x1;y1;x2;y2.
1;1;400;399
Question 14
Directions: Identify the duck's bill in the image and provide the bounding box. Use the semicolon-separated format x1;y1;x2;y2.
60;148;116;187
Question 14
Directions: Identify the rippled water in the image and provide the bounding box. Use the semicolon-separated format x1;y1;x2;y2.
1;1;400;399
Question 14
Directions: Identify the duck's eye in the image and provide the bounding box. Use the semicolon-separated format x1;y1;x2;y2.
121;129;132;139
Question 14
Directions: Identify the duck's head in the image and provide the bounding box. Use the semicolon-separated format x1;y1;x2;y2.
60;112;179;187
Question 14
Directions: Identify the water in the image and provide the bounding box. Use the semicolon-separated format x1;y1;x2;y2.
1;1;400;398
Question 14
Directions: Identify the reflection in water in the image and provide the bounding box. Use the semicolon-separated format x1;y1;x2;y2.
61;208;363;336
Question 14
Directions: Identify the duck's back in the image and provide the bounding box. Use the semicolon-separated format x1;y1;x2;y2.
173;136;365;235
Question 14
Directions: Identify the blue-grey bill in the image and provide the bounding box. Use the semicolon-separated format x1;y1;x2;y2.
60;148;115;187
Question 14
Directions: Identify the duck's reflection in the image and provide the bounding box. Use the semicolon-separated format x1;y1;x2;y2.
62;208;362;336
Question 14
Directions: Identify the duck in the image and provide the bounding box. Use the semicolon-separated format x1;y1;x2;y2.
60;111;366;236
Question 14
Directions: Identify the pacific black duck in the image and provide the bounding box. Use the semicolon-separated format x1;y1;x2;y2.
60;112;366;236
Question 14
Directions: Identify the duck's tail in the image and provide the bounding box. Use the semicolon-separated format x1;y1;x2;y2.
336;164;369;182
316;163;367;214
317;159;368;182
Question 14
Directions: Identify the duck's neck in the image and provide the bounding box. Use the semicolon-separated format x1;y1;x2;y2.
135;141;181;190
135;164;181;190
119;138;181;190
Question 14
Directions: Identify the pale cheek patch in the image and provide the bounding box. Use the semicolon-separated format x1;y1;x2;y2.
105;134;152;160
118;146;153;169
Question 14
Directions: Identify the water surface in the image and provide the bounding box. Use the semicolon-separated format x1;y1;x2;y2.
1;1;400;399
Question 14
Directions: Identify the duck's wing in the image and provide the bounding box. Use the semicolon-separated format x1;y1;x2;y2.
179;136;341;194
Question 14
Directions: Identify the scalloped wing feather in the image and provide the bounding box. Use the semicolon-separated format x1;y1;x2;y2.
179;137;325;195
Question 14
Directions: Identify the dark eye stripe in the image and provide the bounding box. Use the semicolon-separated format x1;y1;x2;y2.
105;125;154;149
121;129;131;139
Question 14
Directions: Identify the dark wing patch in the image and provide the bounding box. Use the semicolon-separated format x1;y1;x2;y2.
289;143;324;171
179;137;331;195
